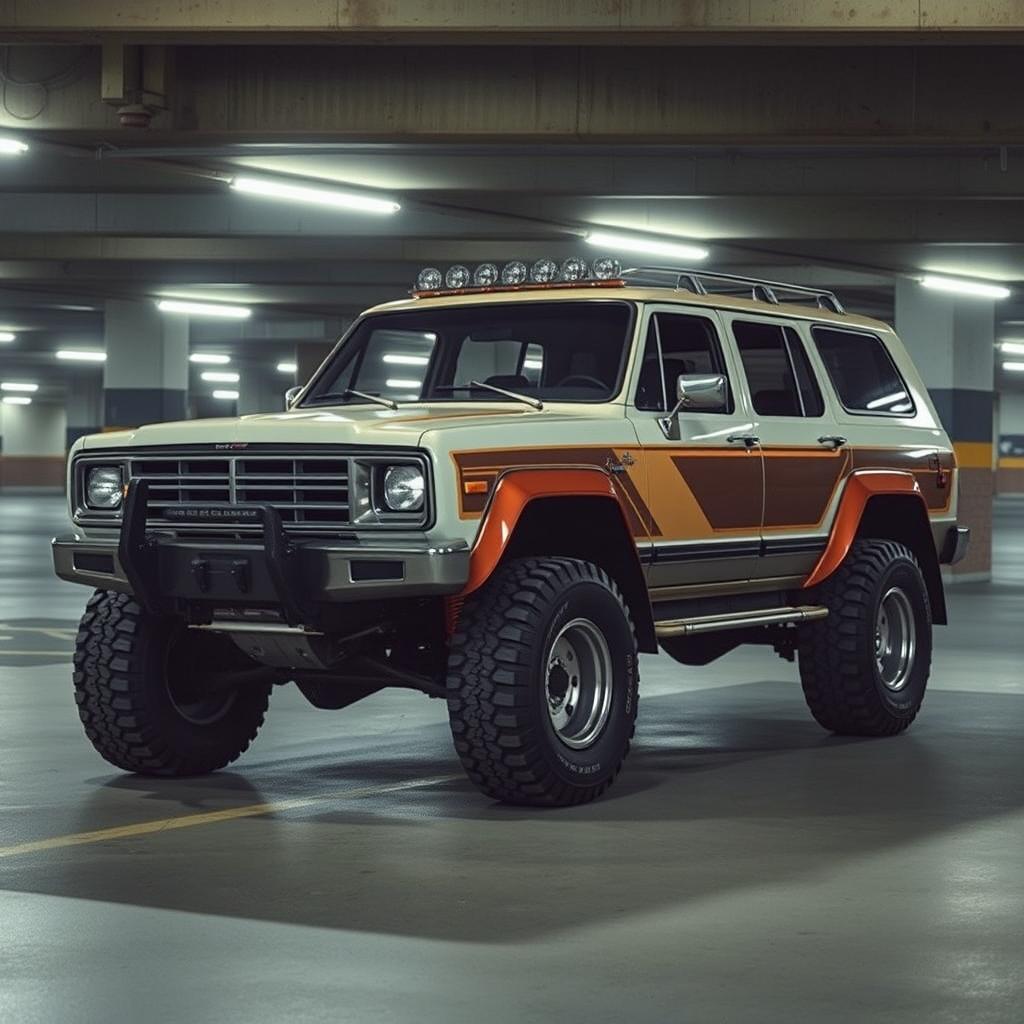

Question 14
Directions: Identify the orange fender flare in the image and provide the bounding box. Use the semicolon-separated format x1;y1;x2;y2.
460;466;636;596
803;470;926;589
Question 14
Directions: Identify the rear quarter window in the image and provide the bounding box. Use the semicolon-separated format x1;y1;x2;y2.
811;326;915;416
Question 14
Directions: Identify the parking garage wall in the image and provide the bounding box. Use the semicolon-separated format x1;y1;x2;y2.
0;402;67;489
997;392;1024;494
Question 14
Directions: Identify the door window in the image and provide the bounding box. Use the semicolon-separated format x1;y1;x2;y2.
733;321;824;418
635;313;732;413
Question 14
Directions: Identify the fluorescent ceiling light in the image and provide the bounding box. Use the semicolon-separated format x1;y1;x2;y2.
56;349;106;362
189;353;231;365
385;378;421;389
865;390;908;410
998;340;1024;356
2;395;31;405
920;275;1010;300
585;230;709;262
0;331;15;343
382;353;429;366
1;381;38;392
230;175;400;215
276;362;298;374
157;299;252;319
200;370;240;383
0;137;28;155
523;358;543;370
1003;361;1024;372
212;389;240;400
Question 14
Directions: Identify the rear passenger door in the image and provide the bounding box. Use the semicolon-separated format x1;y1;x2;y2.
724;315;848;583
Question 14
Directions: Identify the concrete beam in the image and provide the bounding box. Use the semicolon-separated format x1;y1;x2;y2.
4;1;1024;44
4;45;1024;145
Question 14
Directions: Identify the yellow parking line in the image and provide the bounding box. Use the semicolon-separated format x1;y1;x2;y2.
0;774;461;860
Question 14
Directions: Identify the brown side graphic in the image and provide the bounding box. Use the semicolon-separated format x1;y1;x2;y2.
669;451;762;530
762;448;850;529
852;447;954;512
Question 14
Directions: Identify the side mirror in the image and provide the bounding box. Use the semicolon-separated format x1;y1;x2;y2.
658;373;728;438
284;385;303;410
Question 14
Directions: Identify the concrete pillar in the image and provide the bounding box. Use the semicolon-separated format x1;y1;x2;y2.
996;391;1024;494
895;280;994;581
0;401;68;488
238;365;286;416
66;374;104;449
103;299;188;428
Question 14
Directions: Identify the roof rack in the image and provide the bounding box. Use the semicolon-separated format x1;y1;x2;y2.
619;266;846;315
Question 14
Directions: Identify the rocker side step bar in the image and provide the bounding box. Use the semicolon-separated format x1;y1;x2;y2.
654;605;828;638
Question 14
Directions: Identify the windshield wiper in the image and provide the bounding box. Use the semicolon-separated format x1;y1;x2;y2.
435;380;543;410
304;388;399;411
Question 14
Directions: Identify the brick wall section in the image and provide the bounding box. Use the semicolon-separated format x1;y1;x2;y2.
0;456;66;489
953;467;993;577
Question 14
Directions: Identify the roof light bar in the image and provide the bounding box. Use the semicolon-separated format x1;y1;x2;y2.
585;230;709;262
0;331;15;343
56;349;106;362
230;175;400;215
158;299;252;319
414;257;623;295
0;137;28;155
189;353;231;365
212;389;240;400
1;381;39;392
920;275;1010;300
200;370;240;383
2;395;31;405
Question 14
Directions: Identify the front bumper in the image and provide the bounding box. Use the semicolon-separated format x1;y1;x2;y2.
53;490;469;616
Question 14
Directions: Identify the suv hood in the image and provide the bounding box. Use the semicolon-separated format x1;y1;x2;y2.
79;402;610;451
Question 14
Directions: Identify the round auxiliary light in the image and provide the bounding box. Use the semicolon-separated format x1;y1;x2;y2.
383;465;425;512
416;267;443;291
473;262;499;287
445;264;472;289
561;257;589;282
592;256;622;280
86;466;124;510
530;258;559;284
501;261;528;285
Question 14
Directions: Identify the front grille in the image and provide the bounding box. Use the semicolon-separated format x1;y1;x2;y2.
130;454;351;533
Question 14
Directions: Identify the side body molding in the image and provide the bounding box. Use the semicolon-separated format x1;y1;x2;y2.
461;466;639;596
803;469;925;589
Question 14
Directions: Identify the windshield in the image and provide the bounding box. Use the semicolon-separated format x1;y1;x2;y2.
302;300;634;406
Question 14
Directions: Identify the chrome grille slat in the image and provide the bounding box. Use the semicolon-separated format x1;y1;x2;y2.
128;453;351;534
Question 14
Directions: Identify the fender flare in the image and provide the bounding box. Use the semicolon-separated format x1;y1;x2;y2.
461;466;641;596
803;470;928;588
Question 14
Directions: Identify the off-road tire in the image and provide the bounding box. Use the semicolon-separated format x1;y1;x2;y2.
446;557;639;806
798;539;932;736
73;590;271;775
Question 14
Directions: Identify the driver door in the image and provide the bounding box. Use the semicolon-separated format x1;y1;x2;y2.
627;305;764;592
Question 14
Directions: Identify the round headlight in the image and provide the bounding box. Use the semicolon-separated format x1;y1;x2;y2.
86;466;123;509
591;256;621;280
473;262;499;287
383;465;425;512
501;261;528;285
416;267;443;291
530;258;559;283
445;265;471;289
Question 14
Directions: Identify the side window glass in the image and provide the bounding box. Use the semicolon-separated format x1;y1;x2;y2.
732;321;824;418
635;313;732;413
812;327;915;415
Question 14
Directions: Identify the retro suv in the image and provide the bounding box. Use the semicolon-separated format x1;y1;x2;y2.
54;262;969;805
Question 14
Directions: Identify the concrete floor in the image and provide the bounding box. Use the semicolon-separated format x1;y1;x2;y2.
1;491;1022;1023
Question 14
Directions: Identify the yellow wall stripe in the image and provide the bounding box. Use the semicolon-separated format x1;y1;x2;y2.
953;442;993;470
997;456;1024;470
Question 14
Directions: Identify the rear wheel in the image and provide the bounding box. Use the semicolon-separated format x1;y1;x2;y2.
73;590;270;775
798;539;932;736
446;557;639;806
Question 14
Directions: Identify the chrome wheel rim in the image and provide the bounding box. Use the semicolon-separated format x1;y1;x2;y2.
545;617;613;750
875;586;916;692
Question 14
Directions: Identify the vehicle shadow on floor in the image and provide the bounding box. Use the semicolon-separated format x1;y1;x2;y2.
5;679;1024;943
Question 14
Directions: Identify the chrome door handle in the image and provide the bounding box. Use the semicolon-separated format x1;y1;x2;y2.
727;434;760;448
817;435;847;449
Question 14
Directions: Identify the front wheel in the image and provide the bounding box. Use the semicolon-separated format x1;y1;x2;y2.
798;539;932;736
73;590;271;775
446;557;639;806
